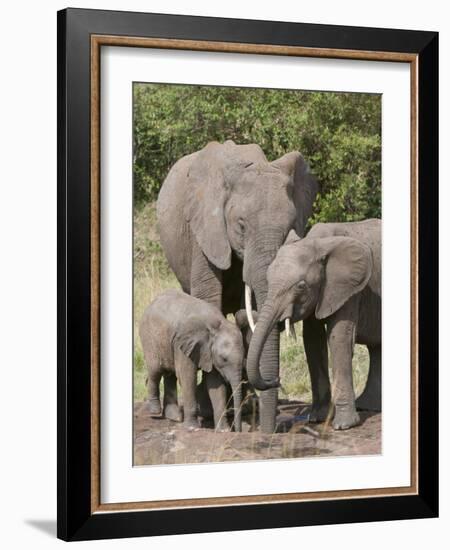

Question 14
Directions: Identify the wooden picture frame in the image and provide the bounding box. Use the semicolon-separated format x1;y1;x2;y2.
57;8;438;541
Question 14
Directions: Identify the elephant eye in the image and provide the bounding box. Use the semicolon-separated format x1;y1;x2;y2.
237;219;245;233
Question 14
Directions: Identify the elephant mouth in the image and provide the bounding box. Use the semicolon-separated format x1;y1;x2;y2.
278;303;294;323
273;304;296;339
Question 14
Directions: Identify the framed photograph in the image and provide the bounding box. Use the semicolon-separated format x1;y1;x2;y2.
57;8;438;541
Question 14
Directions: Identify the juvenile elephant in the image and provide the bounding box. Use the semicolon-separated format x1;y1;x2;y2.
196;309;259;423
139;289;245;431
247;219;381;430
157;140;318;433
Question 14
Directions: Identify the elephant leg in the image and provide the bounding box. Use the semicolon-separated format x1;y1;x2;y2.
175;351;199;430
327;298;360;430
259;328;280;433
303;316;331;423
163;373;182;422
196;375;214;420
356;345;382;412
205;369;230;432
146;367;162;416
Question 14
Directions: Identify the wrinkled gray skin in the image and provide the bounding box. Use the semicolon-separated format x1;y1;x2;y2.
139;289;245;431
157;140;318;433
247;219;381;430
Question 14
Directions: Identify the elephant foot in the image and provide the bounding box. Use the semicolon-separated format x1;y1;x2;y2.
308;402;332;423
215;425;231;433
215;419;231;432
332;405;360;430
182;418;200;431
164;403;182;422
356;392;382;412
146;398;162;416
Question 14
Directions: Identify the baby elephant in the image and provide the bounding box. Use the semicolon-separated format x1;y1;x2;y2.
139;289;245;431
247;219;381;431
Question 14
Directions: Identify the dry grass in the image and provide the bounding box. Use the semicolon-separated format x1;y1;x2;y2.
133;202;370;404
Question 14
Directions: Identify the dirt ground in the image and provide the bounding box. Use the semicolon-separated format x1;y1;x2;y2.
134;400;381;465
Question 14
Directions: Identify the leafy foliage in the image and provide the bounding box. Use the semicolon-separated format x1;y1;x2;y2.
133;83;381;223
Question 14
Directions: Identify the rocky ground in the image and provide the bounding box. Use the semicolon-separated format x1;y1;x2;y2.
134;400;381;466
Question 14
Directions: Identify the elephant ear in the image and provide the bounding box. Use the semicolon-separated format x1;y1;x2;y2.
185;143;232;270
175;318;213;372
271;152;319;237
315;237;373;320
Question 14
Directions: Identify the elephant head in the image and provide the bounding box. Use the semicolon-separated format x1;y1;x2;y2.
184;141;318;429
247;231;373;391
186;141;317;296
175;314;245;431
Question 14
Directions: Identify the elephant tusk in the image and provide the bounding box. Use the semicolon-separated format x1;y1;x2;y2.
291;322;297;342
285;318;297;341
245;284;256;333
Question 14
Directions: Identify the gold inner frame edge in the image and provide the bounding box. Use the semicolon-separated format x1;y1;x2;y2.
89;34;419;514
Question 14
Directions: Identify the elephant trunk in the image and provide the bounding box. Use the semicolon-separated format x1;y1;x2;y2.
222;367;243;432
246;300;280;391
243;228;285;433
231;379;243;432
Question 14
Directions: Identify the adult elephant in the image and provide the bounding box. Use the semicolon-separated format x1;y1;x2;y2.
246;219;381;430
156;140;318;433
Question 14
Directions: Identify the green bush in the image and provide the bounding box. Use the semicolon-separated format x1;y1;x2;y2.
133;83;381;223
